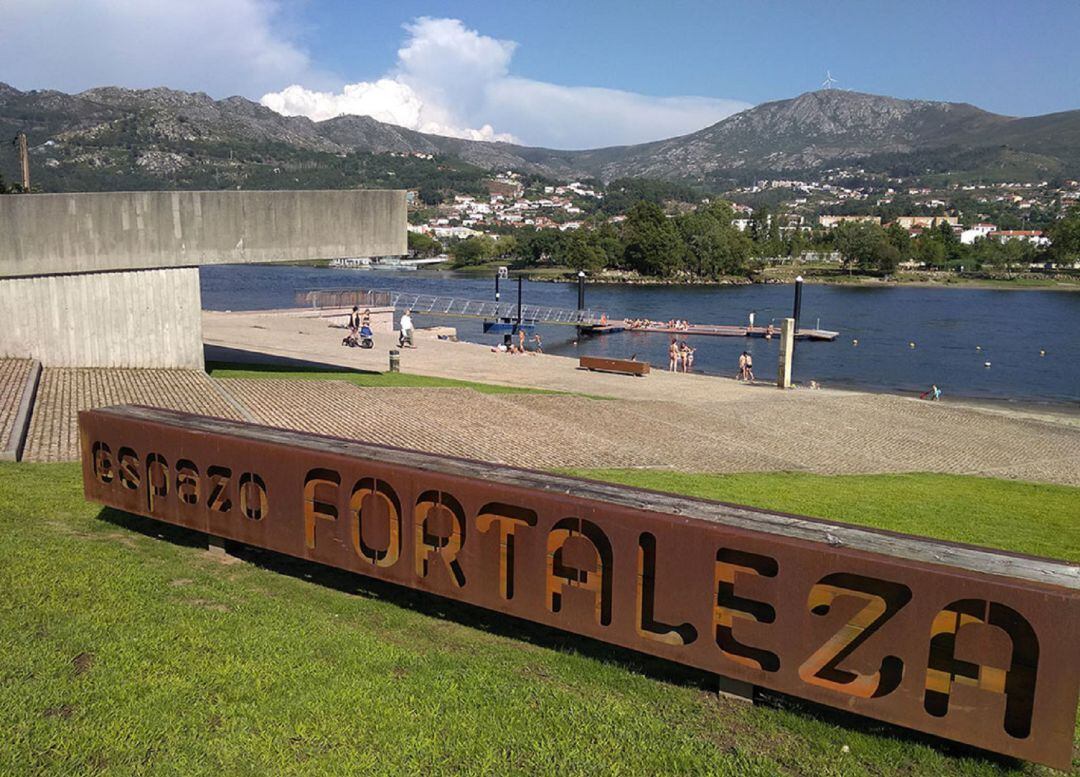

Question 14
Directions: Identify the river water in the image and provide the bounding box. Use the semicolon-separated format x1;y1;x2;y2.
200;265;1080;405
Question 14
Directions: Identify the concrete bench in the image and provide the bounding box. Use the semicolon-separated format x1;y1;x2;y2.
579;356;650;376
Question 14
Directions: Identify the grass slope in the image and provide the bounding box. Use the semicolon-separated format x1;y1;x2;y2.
0;463;1076;775
205;361;568;396
565;470;1080;563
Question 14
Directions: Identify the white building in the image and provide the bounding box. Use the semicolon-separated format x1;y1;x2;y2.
959;223;998;244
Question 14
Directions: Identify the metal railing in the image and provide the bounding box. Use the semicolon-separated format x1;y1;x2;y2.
296;288;604;326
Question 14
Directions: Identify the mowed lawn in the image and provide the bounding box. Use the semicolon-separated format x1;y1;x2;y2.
205;362;581;396
1;462;1077;776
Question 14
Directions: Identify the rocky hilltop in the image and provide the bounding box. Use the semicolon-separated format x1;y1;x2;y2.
2;82;1077;190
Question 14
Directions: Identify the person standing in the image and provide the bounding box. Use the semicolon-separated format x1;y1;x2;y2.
669;339;679;371
518;327;526;352
736;352;747;380
748;310;756;331
399;309;414;348
744;351;754;382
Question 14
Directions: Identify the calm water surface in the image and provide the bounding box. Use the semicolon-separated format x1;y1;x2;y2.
201;265;1080;405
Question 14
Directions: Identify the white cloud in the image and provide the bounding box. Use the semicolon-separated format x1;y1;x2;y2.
262;17;750;149
0;0;330;98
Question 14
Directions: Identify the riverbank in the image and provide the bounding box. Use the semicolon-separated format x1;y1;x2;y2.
200;308;1080;486
536;267;1080;290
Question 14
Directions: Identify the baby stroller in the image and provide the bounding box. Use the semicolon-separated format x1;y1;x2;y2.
342;325;374;349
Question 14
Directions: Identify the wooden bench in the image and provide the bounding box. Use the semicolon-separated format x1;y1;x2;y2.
579;355;650;376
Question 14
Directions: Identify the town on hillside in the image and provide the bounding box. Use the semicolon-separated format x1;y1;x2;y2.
402;166;1080;281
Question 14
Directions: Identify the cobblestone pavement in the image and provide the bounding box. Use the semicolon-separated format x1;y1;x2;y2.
218;380;655;470
220;378;1080;485
0;358;35;453
24;368;242;462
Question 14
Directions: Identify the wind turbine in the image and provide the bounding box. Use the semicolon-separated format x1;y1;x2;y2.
822;70;838;90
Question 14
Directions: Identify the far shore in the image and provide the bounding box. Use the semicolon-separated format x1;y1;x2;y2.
389;262;1080;291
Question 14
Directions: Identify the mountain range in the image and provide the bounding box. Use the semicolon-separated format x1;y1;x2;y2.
2;81;1079;191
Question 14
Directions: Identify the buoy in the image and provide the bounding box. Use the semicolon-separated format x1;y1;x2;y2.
852;339;858;346
976;345;981;351
984;361;992;368
1040;349;1046;357
909;342;916;349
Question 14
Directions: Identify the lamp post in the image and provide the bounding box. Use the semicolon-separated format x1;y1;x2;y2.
793;275;804;333
495;272;500;304
577;270;586;314
516;275;523;332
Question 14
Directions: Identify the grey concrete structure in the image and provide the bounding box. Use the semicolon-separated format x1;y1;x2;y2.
2;268;204;368
0;190;406;277
0;189;406;368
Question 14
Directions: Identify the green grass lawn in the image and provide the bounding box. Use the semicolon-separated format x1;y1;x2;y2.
1;463;1076;775
206;361;569;396
566;470;1080;563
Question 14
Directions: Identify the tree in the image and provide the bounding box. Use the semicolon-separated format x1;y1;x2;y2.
833;221;890;273
449;236;496;267
407;231;442;258
675;201;752;278
563;232;607;272
621;201;685;277
1048;207;1080;263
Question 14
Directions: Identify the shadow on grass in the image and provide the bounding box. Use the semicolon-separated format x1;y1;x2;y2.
95;505;1027;771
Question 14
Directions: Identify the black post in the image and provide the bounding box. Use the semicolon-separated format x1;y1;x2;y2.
516;275;523;332
577;271;585;312
793;275;803;333
495;273;500;304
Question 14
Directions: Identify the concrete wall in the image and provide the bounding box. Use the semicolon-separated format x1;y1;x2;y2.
0;189;407;278
0;268;204;368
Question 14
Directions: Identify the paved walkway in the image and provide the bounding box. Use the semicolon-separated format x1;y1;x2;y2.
9;310;1079;486
199;309;1080;486
23;368;242;462
0;358;35;454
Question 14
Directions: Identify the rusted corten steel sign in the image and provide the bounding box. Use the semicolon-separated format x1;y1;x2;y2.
79;406;1080;769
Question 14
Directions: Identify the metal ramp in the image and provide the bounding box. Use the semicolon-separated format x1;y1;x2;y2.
297;288;603;326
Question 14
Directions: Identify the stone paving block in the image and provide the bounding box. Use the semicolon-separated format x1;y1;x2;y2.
218;379;661;470
0;358;35;453
23;368;242;462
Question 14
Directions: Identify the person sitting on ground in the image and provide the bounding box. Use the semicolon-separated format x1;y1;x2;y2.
531;333;543;353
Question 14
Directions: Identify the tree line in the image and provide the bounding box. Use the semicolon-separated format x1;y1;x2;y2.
421;202;1080;279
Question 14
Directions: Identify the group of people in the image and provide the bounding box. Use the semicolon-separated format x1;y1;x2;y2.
736;351;755;381
342;306;373;349
667;339;695;372
626;318;691;331
491;328;542;355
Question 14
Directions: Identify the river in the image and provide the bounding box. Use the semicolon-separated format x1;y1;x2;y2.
200;265;1080;405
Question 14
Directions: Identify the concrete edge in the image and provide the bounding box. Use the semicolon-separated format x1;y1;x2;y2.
208;377;259;424
1;359;41;462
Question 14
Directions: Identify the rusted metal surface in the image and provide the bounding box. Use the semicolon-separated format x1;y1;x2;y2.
579;356;650;376
79;405;1080;769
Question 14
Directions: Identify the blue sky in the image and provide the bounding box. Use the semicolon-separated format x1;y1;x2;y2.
298;0;1079;117
2;0;1078;148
